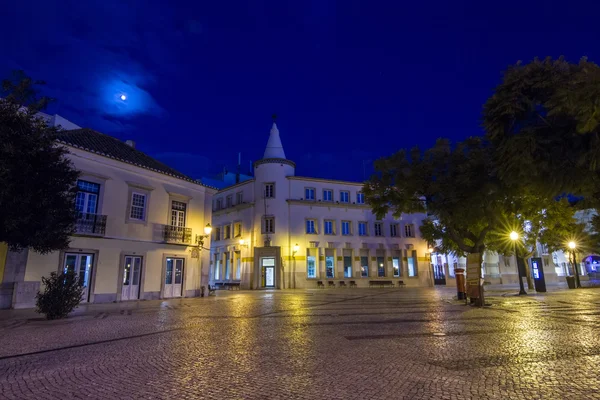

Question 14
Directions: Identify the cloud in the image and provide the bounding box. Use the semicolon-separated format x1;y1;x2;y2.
0;1;199;133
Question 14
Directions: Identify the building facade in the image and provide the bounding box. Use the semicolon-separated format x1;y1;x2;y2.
0;124;216;308
209;122;431;289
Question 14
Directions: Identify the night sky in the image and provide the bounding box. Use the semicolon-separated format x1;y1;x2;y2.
1;1;598;182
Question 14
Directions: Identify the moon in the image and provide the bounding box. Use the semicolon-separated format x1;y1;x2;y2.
120;94;127;101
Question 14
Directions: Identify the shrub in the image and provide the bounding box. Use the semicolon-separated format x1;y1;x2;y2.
35;270;84;320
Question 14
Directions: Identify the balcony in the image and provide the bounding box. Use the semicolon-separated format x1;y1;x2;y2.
163;225;192;244
75;213;107;236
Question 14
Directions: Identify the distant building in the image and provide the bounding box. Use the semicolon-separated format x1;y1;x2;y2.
209;122;431;289
0;118;216;308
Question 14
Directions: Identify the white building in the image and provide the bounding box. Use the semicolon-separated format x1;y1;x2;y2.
209;122;431;289
0;122;216;308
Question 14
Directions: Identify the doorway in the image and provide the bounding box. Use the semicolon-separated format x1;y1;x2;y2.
122;256;142;300
63;253;94;302
261;257;275;288
164;258;184;298
432;254;446;285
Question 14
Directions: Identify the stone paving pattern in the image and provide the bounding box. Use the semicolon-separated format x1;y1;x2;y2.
1;286;600;399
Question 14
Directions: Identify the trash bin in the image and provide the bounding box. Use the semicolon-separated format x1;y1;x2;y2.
565;276;576;289
200;286;205;297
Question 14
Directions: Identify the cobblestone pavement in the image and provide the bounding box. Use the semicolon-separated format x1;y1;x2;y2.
2;286;600;399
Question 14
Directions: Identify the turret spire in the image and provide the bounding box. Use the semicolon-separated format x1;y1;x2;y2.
263;116;286;159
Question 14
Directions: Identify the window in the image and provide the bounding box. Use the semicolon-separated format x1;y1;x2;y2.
323;189;333;202
377;256;385;277
344;256;352;278
234;222;242;237
75;180;100;215
215;198;223;210
225;252;231;279
306;219;317;234
374;222;383;237
358;221;368;236
224;225;231;239
236;191;243;205
263;216;275;233
130;193;146;220
356;192;365;204
170;201;186;227
264;183;275;198
405;224;415;237
307;256;317;278
226;195;233;208
393;257;401;277
214;254;221;280
390;223;399;237
361;256;369;277
341;221;351;236
340;191;350;203
408;256;417;276
214;227;221;241
305;187;315;201
324;220;334;235
235;251;241;280
326;256;334;278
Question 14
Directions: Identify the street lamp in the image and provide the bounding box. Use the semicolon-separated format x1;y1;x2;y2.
510;231;527;295
292;243;299;256
195;223;213;251
568;241;582;288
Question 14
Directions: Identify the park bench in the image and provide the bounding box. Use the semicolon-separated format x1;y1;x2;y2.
328;281;336;288
224;282;241;290
338;281;347;288
349;280;357;288
214;282;225;290
207;284;216;296
397;280;406;287
317;281;325;288
369;280;395;288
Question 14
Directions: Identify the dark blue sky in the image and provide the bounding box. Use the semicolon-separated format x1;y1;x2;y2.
1;1;598;182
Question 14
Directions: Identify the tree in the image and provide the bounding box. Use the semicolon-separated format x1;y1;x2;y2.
0;71;79;253
364;137;512;304
35;270;84;319
483;56;600;204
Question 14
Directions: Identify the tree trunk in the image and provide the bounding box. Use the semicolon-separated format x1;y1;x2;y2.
524;260;534;290
466;252;484;307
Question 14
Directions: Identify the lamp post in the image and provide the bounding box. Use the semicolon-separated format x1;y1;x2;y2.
510;231;527;295
568;241;582;288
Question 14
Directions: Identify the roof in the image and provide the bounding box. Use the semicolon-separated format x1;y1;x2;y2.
55;128;215;188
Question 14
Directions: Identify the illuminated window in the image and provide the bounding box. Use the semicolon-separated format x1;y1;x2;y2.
361;256;369;277
307;256;316;278
393;257;401;277
377;256;385;277
344;256;352;278
326;256;334;278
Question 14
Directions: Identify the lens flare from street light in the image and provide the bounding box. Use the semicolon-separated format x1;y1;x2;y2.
239;239;245;245
293;243;299;253
204;223;212;235
568;241;576;249
510;231;519;241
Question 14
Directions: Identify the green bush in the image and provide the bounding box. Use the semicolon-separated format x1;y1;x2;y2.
35;270;84;320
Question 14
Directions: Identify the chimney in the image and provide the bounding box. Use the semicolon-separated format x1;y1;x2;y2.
125;140;136;149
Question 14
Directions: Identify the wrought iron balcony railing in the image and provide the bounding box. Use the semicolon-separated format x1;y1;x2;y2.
75;213;107;236
164;225;192;244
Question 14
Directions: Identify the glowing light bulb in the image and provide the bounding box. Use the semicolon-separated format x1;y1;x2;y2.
510;231;519;241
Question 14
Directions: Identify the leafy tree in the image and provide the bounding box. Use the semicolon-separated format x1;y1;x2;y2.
364;137;515;303
35;270;84;320
483;56;600;204
0;71;79;253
